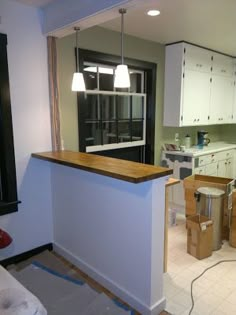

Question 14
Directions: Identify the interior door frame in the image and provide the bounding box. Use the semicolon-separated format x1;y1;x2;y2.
76;48;157;165
0;33;19;215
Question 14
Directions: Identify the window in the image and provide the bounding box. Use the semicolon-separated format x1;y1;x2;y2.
83;62;146;153
77;49;156;164
0;33;19;215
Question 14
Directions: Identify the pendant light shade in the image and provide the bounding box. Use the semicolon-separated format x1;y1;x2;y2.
71;27;86;92
114;65;130;88
114;8;130;88
72;72;86;91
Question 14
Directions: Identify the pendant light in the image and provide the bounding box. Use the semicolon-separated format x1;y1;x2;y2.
71;27;86;92
114;8;130;88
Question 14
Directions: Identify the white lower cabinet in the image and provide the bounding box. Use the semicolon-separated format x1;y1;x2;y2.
226;158;233;178
194;166;205;175
205;162;218;176
162;148;235;211
217;160;228;177
195;151;234;177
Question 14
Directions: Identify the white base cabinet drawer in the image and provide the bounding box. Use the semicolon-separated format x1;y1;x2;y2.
205;162;218;176
194;150;234;178
217;150;234;161
194;166;205;175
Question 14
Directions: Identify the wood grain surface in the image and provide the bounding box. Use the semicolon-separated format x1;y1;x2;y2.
32;151;173;183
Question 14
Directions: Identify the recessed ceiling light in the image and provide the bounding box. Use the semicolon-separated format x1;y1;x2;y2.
147;10;160;16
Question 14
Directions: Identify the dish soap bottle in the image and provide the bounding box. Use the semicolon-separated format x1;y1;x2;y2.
184;134;191;149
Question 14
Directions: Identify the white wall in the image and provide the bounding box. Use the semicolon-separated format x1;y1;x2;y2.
0;0;53;259
51;163;167;315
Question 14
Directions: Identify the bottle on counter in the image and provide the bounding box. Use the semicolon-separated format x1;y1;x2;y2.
174;133;180;150
184;134;191;149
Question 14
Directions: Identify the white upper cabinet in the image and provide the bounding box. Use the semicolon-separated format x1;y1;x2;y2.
163;42;235;127
209;53;234;124
209;75;234;124
163;42;212;127
182;69;211;126
212;53;234;77
184;44;212;73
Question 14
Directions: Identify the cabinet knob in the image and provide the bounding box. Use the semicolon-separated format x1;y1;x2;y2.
197;119;200;121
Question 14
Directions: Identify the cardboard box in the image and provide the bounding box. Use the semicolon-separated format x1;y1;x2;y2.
230;230;236;248
229;193;236;247
184;174;235;240
231;190;236;217
187;215;213;260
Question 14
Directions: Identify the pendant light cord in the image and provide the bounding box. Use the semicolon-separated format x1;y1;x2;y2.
119;8;126;65
74;27;80;72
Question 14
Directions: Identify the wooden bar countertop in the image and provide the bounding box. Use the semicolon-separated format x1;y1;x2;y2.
32;151;173;184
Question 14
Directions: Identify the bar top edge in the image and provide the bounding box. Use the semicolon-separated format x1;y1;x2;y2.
32;151;173;183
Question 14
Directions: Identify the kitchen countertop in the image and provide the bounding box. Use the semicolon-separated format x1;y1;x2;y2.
32;150;173;183
163;142;236;157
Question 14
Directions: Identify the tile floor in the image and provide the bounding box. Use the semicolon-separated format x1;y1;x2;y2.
164;214;236;315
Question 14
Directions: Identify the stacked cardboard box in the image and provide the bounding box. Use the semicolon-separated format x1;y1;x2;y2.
187;215;213;259
184;174;235;240
229;191;236;247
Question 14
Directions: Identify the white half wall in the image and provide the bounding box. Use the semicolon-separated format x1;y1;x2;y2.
51;162;167;315
0;0;53;259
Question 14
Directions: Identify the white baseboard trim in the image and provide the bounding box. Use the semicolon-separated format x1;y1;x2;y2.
53;242;166;315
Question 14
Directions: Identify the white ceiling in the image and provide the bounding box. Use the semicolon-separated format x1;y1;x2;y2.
11;0;236;56
100;0;236;56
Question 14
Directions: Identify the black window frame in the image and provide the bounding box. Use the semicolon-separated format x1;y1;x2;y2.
0;33;20;215
76;49;157;165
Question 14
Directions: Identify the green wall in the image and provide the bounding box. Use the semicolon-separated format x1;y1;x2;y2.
57;26;228;165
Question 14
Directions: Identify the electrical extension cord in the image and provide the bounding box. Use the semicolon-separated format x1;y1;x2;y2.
188;259;236;315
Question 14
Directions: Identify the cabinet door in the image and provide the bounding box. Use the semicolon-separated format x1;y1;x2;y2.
233;79;236;123
194;166;206;175
181;70;211;126
184;44;212;73
205;162;218;176
212;53;234;77
217;160;228;177
233;150;236;178
209;76;234;124
226;158;233;178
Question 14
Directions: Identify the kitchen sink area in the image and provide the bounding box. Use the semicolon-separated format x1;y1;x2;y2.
162;141;236;213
